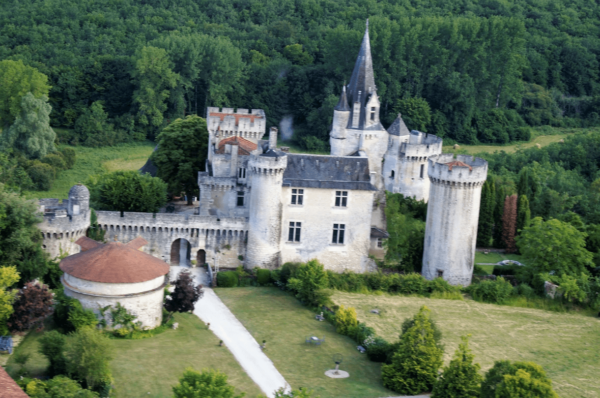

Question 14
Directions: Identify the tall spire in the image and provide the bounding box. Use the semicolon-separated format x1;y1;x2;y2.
335;85;350;111
347;19;376;129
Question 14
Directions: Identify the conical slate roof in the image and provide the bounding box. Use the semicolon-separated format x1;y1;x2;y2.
346;20;376;129
387;114;411;136
335;85;350;111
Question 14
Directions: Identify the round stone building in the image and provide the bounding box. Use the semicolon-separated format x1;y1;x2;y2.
60;236;169;329
422;154;488;286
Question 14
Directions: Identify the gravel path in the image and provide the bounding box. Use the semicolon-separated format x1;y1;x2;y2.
170;266;291;397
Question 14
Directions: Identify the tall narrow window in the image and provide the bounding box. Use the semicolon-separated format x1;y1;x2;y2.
390;170;395;178
238;168;246;178
288;222;301;242
370;106;376;121
291;188;304;205
335;191;348;207
237;191;245;207
420;164;425;178
377;238;383;248
332;224;345;244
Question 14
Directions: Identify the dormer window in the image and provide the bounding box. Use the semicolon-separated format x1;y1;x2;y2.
370;107;376;121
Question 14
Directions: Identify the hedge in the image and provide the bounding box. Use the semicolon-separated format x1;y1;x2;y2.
217;271;238;287
256;269;272;285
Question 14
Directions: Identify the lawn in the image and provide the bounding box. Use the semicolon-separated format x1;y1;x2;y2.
474;251;524;265
4;314;263;398
25;141;155;200
215;287;393;398
332;291;600;398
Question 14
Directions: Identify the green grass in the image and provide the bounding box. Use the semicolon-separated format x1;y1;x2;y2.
25;141;155;200
332;291;600;398
474;251;524;265
475;264;495;275
215;287;393;398
4;314;263;398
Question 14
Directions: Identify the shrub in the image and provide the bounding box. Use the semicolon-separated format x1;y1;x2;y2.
59;147;76;169
41;153;67;171
20;375;99;398
279;262;301;284
515;283;536;299
396;273;428;295
428;277;460;294
431;335;482;398
365;336;393;362
7;281;53;332
256;269;272;285
217;272;238;287
493;264;521;276
481;361;558;398
335;305;358;335
68;299;99;331
65;328;114;391
38;331;67;377
465;277;514;304
165;270;203;313
287;259;330;307
346;322;375;345
172;368;243;398
401;314;443;350
381;306;443;394
28;160;55;190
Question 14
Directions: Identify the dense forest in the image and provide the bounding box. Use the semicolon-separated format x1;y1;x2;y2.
2;0;600;149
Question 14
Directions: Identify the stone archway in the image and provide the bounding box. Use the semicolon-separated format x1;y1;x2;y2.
170;238;191;266
197;249;206;266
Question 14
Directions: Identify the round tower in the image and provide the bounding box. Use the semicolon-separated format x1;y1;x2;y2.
422;154;488;286
246;148;287;269
329;86;350;157
68;183;90;216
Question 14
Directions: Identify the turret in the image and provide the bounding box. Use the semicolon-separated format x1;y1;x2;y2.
245;149;288;269
329;86;351;156
422;154;488;286
68;183;90;216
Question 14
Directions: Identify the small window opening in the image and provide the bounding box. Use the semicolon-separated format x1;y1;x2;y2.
377;238;383;248
332;223;345;244
237;191;245;207
390;170;395;178
288;222;301;242
335;191;348;207
420;164;425;179
238;167;246;178
291;188;304;205
437;270;444;278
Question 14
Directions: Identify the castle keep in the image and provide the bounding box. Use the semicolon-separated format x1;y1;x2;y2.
39;21;487;286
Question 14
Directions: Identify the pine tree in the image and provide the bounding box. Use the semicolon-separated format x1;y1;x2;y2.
477;179;495;247
381;306;443;395
87;209;105;242
516;195;531;234
516;168;529;197
432;335;482;398
502;195;518;253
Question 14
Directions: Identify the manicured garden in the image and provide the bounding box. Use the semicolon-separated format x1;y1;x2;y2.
215;287;393;398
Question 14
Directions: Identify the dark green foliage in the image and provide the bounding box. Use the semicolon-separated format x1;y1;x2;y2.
481;361;558;398
18;375;100;398
431;335;482;398
279;262;302;284
392;98;431;132
59;147;76;169
256;269;272;286
28;161;56;191
172;368;243;398
478;179;496;247
38;330;67;377
53;289;97;332
41;153;67;171
65;327;113;391
287;259;331;307
465;277;514;304
385;193;426;272
165;270;203;313
365;337;393;363
0;153;34;192
74;102;117;147
401;315;443;350
381;306;443;394
516;195;531;234
151;115;208;205
217;272;238;288
45;259;63;290
86;171;168;214
87;209;105;243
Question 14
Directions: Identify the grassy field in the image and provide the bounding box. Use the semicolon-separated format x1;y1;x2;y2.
332;291;600;398
474;252;524;265
4;314;263;398
216;287;393;398
25;141;155;200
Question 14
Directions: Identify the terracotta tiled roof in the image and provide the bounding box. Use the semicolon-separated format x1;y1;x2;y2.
209;112;262;125
445;160;473;171
60;241;169;284
0;366;28;398
216;136;257;156
75;236;102;252
126;236;148;250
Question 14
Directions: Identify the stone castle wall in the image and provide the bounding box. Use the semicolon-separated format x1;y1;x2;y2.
38;207;91;259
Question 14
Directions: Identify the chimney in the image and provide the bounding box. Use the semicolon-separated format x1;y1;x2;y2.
269;127;278;150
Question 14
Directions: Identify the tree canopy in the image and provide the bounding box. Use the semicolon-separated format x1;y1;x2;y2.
172;368;244;398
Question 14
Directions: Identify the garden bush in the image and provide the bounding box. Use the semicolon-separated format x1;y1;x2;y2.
256;269;272;285
41;153;67;171
216;272;238;288
38;330;67;377
287;260;330;307
59;147;76;169
28;160;55;190
493;264;521;276
465;277;514;304
364;336;393;362
481;361;558;398
334;305;358;335
279;262;301;284
395;273;428;295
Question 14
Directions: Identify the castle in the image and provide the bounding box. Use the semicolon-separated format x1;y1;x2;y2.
38;21;487;286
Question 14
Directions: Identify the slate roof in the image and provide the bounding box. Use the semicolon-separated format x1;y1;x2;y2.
371;227;389;239
387;114;411;136
139;145;158;177
283;154;376;191
216;136;257;155
61;239;168;283
334;85;350;111
0;367;28;398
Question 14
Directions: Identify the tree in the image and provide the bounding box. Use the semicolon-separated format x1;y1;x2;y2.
0;93;56;159
393;98;432;132
132;46;179;136
39;330;67;377
335;305;358;335
21;375;99;398
516;217;594;276
28;160;56;191
381;306;443;394
274;388;315;397
502;195;518;253
516;195;531;234
385;193;426;272
431;335;482;398
0;60;50;129
65;327;113;390
477;179;496;247
74;101;115;147
87;209;105;242
86;171;168;213
151;115;208;205
481;361;558;398
0;266;20;335
0;184;48;282
164;270;203;314
287;259;331;307
172;368;244;398
7;281;53;332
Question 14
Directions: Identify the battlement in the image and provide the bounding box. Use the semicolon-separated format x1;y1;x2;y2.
428;154;488;185
400;131;443;159
198;174;237;190
96;211;247;229
249;151;288;175
207;107;266;143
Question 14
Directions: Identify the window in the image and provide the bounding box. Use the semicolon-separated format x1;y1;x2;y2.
390;170;395;178
288;222;301;242
238;168;246;178
291;188;304;205
377;238;383;248
335;191;348;207
420;164;424;179
237;191;245;207
332;224;345;244
437;270;444;278
370;107;376;121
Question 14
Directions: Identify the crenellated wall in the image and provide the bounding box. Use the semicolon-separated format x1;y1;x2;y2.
38;202;91;259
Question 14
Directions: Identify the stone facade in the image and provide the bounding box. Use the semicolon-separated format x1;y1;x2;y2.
421;154;488;286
